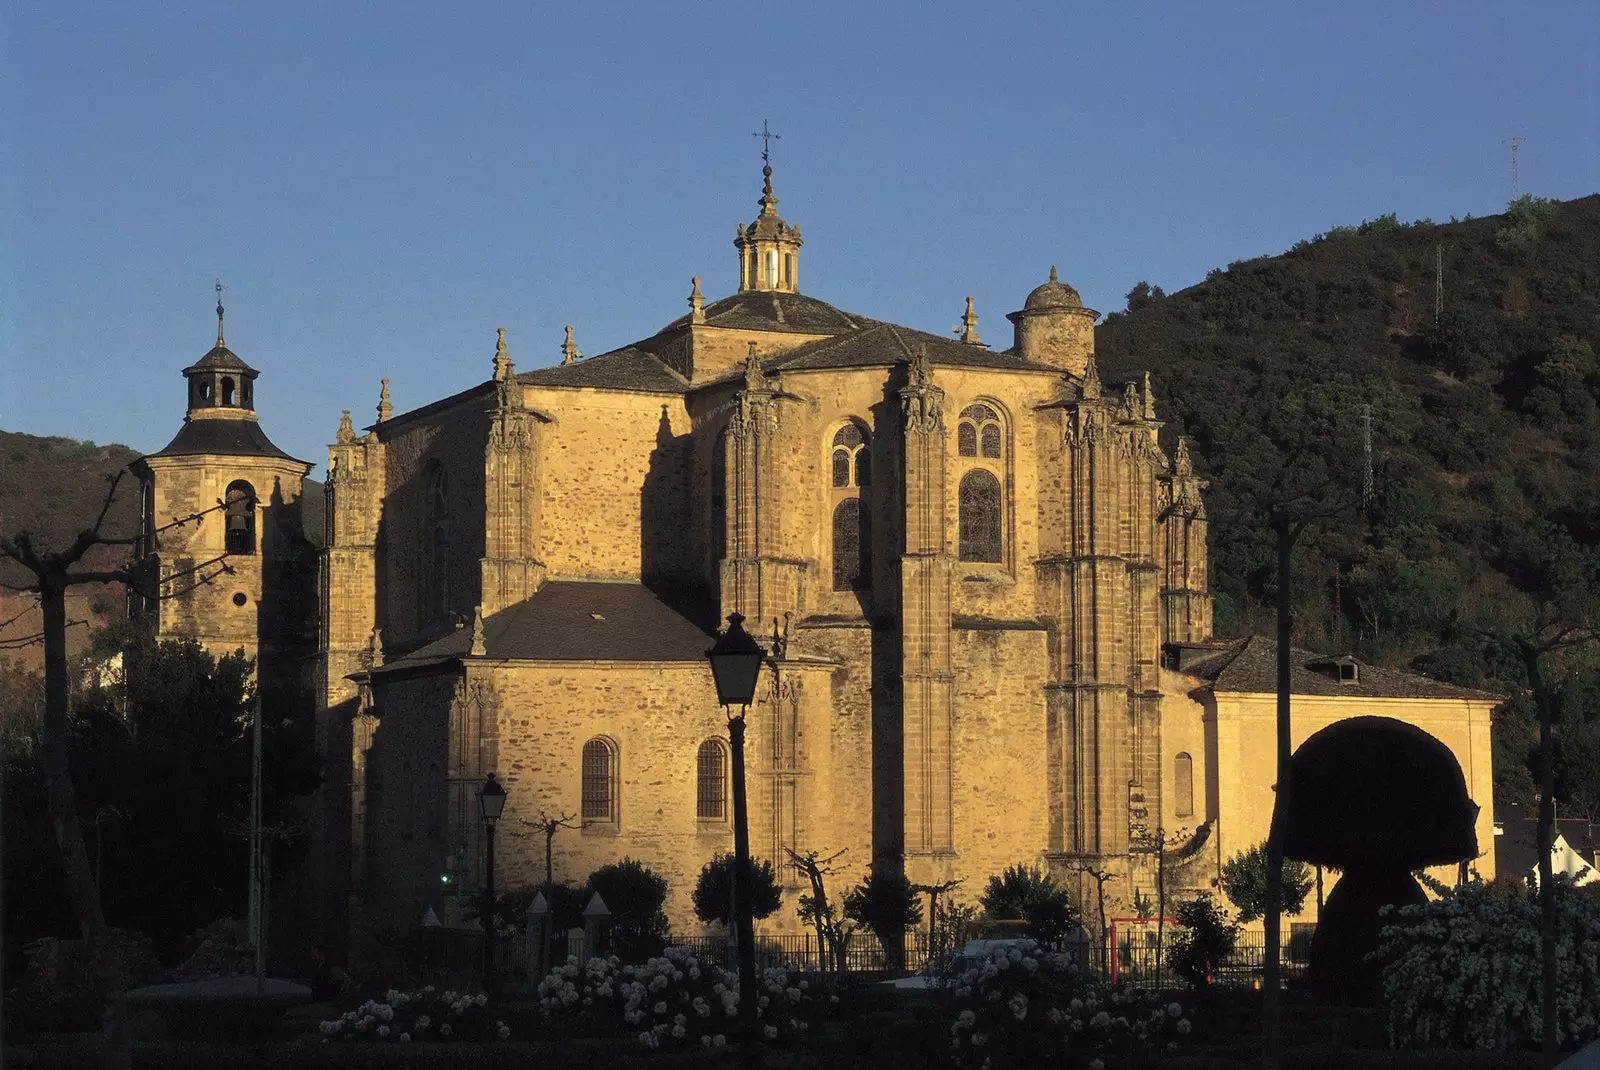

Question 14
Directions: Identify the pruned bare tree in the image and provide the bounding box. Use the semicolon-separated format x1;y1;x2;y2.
1;471;237;1070
784;846;854;976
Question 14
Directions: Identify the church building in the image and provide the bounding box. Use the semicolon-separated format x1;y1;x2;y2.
133;160;1498;954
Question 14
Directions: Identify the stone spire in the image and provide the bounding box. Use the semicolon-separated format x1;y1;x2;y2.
1080;352;1102;400
216;288;226;347
956;296;982;346
493;327;513;381
336;409;356;444
561;325;581;365
469;605;487;657
1142;372;1156;419
689;276;706;324
742;341;768;391
1174;436;1193;479
377;378;392;422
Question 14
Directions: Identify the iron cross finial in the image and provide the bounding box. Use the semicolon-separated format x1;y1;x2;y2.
752;120;780;164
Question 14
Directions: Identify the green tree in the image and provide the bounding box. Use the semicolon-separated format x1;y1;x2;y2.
1166;894;1239;990
1220;843;1313;924
691;852;782;925
980;864;1079;944
586;858;670;962
843;865;922;973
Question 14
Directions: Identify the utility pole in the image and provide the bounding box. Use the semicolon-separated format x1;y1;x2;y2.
1502;136;1527;197
1434;244;1443;327
248;694;264;993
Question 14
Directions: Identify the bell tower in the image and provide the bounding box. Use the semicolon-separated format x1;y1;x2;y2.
733;124;802;294
130;295;315;671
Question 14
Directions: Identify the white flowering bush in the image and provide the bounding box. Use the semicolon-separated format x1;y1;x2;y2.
318;986;510;1043
1375;877;1600;1050
535;944;840;1049
945;940;1193;1068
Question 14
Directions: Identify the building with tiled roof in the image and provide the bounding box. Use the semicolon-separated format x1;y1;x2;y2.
146;159;1499;957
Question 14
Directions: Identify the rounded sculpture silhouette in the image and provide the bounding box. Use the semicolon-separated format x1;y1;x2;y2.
1282;716;1479;1003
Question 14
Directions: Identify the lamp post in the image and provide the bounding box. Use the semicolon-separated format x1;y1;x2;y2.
706;613;766;1040
478;772;507;996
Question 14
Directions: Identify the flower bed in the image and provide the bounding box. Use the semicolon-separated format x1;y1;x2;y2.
1375;878;1600;1051
944;939;1193;1068
319;987;510;1044
535;944;841;1050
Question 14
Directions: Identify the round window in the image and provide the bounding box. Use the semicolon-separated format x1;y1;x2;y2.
232;592;248;607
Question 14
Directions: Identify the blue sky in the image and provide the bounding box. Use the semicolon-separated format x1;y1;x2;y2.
4;1;1596;473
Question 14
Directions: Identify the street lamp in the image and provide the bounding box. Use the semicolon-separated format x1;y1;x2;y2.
706;613;766;1040
478;772;507;996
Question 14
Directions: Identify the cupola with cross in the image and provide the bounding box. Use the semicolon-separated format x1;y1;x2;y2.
734;121;802;294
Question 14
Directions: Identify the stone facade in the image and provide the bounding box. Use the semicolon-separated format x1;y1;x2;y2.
135;170;1497;954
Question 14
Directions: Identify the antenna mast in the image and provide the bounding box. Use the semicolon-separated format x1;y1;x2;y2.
1434;244;1443;327
1361;403;1374;514
1501;136;1527;197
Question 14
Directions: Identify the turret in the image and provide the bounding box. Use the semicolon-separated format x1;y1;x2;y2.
1007;266;1099;379
733;136;802;294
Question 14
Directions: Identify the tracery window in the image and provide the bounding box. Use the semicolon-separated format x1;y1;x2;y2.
696;739;728;821
830;423;870;488
1174;752;1194;818
829;422;872;591
958;469;1002;563
582;737;618;823
426;465;449;620
958;404;1003;459
225;480;256;556
832;498;872;590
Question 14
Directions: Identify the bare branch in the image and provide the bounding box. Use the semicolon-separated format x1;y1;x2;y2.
0;597;40;632
0;618;88;650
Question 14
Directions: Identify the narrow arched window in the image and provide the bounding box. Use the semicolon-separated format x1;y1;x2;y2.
225;480;256;556
959;404;1002;459
832;498;871;590
711;428;728;559
832;448;851;487
697;739;728;820
426;465;449;620
582;738;617;823
855;445;871;487
1174;752;1194;818
958;469;1002;563
221;377;236;406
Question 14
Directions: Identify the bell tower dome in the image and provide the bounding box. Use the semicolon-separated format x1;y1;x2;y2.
733;125;802;294
182;293;262;419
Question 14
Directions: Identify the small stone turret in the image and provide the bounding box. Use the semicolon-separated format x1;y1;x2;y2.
1007;266;1099;379
733;153;802;294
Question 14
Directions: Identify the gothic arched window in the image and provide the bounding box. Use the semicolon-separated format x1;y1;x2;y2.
1174;752;1194;818
426;464;450;620
711;428;727;560
697;739;728;820
958;404;1002;459
582;737;618;823
831;423;870;488
832;498;872;591
225;480;256;556
958;469;1002;563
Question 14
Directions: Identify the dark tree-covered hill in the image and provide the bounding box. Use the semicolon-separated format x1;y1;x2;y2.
0;431;142;668
1097;194;1600;804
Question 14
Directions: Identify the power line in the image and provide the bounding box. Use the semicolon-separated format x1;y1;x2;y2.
1501;136;1527;197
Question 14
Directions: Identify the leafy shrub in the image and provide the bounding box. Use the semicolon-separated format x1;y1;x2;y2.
946;939;1193;1067
691;853;783;924
534;945;841;1050
980;864;1080;944
1219;843;1313;923
1375;878;1600;1050
319;986;510;1042
586;859;670;963
842;866;922;966
1165;895;1239;990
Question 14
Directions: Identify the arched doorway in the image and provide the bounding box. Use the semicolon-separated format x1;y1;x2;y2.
1283;716;1479;1003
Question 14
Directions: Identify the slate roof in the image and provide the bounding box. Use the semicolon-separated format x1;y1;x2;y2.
762;321;1060;375
148;418;306;464
374;581;717;672
662;291;873;335
1181;635;1502;702
518;347;690;394
184;344;256;374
